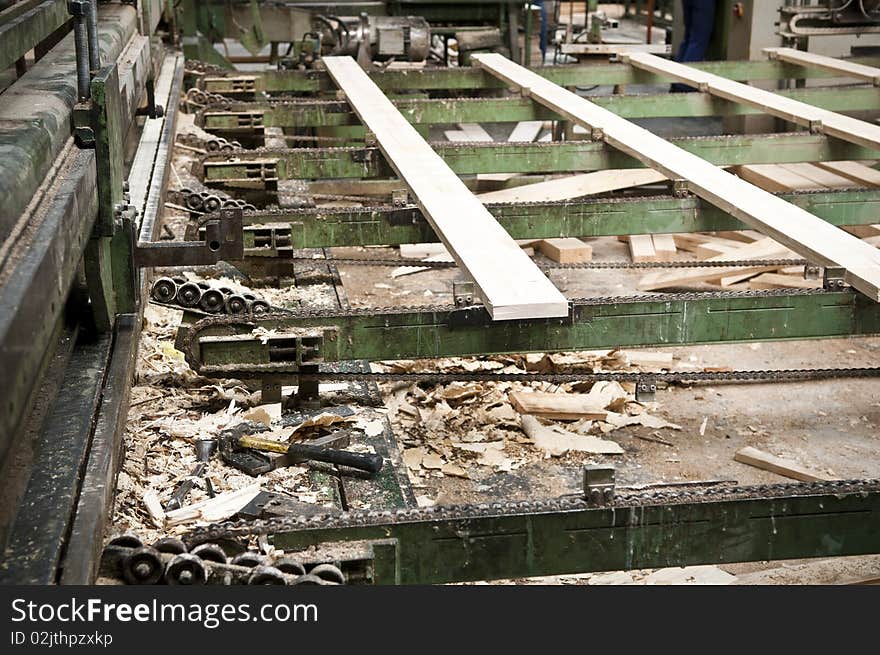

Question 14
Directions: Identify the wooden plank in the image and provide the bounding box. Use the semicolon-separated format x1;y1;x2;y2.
537;237;592;263
814;160;880;187
628;234;657;263
734;446;831;482
764;47;880;86
652;234;677;261
473;53;880;301
737;164;821;192
624;51;880;152
477;168;666;204
324;56;567;320
507;121;543;142
509;392;608;421
455;122;493;142
778;163;855;188
639;237;793;290
747;272;821;290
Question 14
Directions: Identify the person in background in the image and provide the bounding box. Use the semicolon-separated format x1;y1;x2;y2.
671;0;717;92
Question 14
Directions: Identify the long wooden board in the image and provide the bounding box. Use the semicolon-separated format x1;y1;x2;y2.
472;53;880;301
764;47;880;86
626;52;880;152
323;56;568;320
476;168;666;204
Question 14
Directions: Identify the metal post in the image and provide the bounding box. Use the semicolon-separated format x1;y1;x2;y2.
68;0;90;102
85;0;100;71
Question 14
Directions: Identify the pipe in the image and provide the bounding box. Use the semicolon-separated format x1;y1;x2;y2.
85;0;100;71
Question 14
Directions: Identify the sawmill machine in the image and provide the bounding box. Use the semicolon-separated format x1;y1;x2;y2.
2;0;880;587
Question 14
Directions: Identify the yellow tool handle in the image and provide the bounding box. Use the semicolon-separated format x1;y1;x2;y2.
238;434;289;454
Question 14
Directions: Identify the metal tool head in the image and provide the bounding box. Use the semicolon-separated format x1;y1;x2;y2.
195;438;217;462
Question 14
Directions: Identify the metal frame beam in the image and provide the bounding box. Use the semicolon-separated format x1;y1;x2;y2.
198;133;880;183
270;482;880;584
224;189;880;252
197;85;880;132
186;291;880;376
197;57;880;95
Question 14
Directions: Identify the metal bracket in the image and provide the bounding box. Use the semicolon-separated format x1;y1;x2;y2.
391;188;410;207
672;179;690;198
452;280;475;307
134;208;244;268
804;264;822;280
583;466;615;507
590;126;604;142
635;379;657;403
809;119;824;134
822;266;848;291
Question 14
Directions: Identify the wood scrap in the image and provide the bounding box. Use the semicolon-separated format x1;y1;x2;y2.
143;490;166;528
733;446;832;482
747;272;821;289
400;243;449;259
628;234;657;263
651;234;677;261
164;484;261;527
507;121;543;142
537;237;592;263
639;237;795;291
509;391;608;420
520;415;623;456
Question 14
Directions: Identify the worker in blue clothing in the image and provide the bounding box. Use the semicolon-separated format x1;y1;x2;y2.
671;0;717;92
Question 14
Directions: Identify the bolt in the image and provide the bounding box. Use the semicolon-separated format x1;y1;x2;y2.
134;562;153;579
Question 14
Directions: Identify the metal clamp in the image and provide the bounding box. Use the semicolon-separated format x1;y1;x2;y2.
134;208;244;268
822;266;847;291
583;466;615;507
635;379;657;402
453;280;475;307
672;179;690;198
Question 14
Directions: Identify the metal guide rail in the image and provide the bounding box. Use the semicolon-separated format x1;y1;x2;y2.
178;188;880;254
167;478;880;585
188;56;880;95
174;288;880;380
190;135;880;184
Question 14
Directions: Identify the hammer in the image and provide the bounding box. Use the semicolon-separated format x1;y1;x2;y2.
227;430;384;474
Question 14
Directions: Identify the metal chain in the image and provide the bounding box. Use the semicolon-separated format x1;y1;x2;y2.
182;478;880;544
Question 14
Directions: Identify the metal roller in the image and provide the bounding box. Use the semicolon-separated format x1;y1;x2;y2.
175;282;203;307
150;277;178;303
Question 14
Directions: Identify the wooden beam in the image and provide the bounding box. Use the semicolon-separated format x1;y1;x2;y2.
507;121;544;142
624;51;880;152
472;53;880;301
537;238;592;263
323;57;568;320
764;47;880;86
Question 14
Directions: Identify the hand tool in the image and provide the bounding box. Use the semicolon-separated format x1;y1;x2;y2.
164;438;218;511
219;427;383;475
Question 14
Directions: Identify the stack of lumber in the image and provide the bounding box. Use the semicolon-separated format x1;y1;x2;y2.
637;160;880;289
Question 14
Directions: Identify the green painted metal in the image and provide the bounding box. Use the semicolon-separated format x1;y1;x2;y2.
84;64;136;331
199;86;880;131
192;291;880;370
202;57;880;95
0;0;70;73
200;133;880;182
271;488;880;583
233;189;880;251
